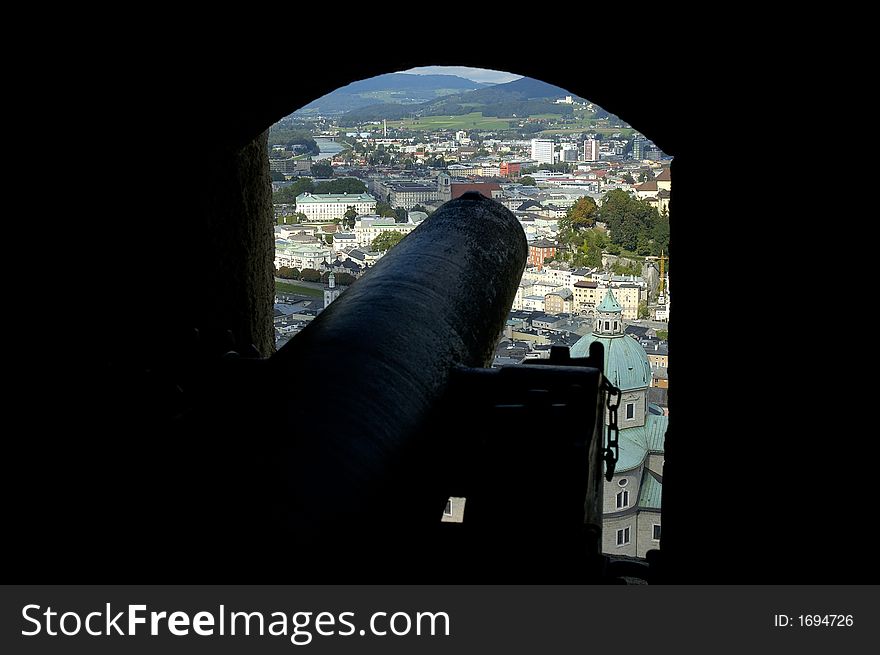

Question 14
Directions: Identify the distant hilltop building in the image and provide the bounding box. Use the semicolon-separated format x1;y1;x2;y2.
295;192;376;222
569;288;667;557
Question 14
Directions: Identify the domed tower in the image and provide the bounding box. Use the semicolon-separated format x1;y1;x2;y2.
323;271;343;309
569;288;666;558
571;288;651;425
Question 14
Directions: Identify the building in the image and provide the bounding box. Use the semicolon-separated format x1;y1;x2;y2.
295;192;376;222
544;288;574;314
323;271;344;309
569;289;667;557
631;135;646;160
584;139;600;162
274;240;333;271
645;341;668;371
449;182;503;201
499;161;521;178
655;167;671;191
531;139;554;165
527;239;557;270
561;145;579;162
633;180;659;199
354;216;417;249
332;232;358;252
388;182;440;210
573;280;601;313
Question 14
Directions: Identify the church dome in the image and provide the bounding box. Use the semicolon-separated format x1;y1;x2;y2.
569;288;652;391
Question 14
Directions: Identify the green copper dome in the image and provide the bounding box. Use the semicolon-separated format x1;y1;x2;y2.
597;288;622;313
570;331;652;391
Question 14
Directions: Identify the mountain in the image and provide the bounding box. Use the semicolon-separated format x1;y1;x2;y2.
293;73;490;115
340;76;591;123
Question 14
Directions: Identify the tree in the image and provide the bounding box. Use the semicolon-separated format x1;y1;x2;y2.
272;177;314;204
313;178;367;195
622;173;635;184
371;230;406;252
394;207;408;222
560;197;598;232
520;176;536;186
598;189;660;253
270;170;286;181
311;162;333;178
277;266;300;280
638;300;649;319
324;234;333;245
300;268;321;283
375;200;397;218
411;204;429;214
343;206;358;229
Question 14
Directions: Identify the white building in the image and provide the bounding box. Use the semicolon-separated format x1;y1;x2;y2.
332;232;358;252
274;240;333;270
295;192;376;223
354;216;417;249
530;139;554;165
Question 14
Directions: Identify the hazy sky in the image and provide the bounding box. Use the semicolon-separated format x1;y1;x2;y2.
403;66;522;84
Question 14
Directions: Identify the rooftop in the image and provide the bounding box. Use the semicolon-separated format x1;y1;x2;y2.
296;193;376;203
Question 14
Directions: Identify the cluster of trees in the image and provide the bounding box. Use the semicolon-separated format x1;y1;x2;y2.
536;162;575;174
375;200;408;222
277;212;308;225
611;259;642;276
556;192;670;266
271;177;367;204
599;189;669;255
272;178;315;203
311;162;333;178
371;230;406;252
267;124;319;155
278;266;358;286
276;266;300;279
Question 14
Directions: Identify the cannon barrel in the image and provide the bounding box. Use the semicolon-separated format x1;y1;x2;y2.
268;193;528;551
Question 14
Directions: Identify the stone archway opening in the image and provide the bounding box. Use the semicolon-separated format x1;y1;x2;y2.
268;65;672;559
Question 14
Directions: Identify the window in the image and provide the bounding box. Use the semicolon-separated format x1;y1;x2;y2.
626;402;635;419
604;321;610;330
613;320;618;330
444;499;452;516
653;524;661;541
616;490;629;509
616;527;630;546
618;478;628;487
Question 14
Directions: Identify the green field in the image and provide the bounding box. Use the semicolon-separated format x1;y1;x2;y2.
275;281;322;297
387;112;514;132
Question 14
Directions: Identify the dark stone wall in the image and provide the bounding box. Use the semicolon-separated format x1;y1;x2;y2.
197;131;274;356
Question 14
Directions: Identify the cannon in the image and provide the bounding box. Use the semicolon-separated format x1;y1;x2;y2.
158;193;614;581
